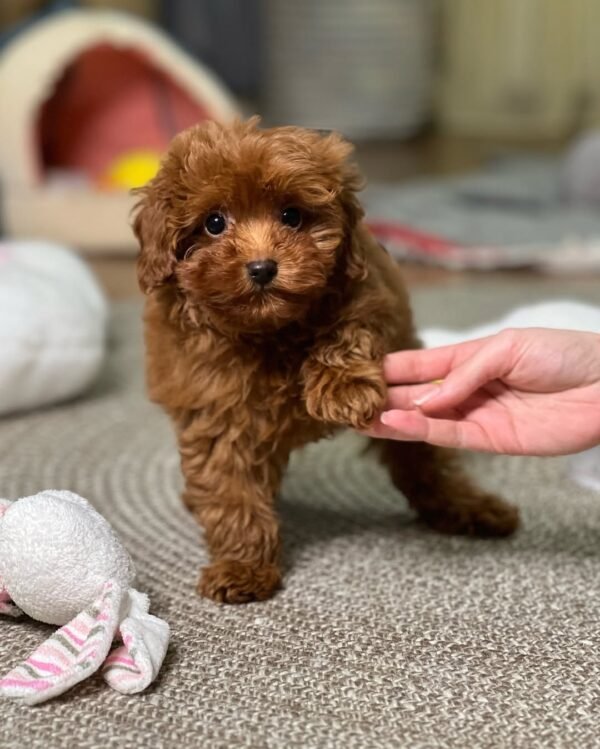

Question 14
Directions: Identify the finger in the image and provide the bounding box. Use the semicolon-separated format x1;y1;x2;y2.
385;383;441;411
383;336;496;386
385;386;468;421
415;333;514;413
377;409;492;452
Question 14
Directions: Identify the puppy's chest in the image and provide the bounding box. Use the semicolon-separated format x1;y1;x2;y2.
246;343;308;401
209;338;310;412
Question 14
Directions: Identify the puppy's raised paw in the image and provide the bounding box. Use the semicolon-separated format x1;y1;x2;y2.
305;371;386;430
198;560;282;604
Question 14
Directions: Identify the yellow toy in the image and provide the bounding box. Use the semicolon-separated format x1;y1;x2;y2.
100;150;162;191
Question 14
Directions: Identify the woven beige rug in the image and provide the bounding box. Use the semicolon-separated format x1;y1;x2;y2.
0;279;599;749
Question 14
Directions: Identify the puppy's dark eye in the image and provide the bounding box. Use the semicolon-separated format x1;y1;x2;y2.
204;212;227;236
281;206;302;229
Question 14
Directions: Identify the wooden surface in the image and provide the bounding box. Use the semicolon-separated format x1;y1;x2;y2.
0;0;156;27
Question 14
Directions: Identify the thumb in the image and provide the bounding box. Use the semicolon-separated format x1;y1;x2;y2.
412;331;516;412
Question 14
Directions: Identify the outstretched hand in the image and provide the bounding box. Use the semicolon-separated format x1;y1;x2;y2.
366;328;600;456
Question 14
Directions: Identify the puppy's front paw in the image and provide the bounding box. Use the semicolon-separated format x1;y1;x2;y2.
198;560;281;604
305;369;386;430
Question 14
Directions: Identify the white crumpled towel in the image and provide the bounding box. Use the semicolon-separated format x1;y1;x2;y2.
420;299;600;492
0;240;107;415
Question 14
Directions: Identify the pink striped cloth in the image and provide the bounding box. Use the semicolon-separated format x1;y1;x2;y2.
0;583;169;705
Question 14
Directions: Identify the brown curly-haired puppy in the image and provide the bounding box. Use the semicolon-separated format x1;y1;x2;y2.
134;118;519;604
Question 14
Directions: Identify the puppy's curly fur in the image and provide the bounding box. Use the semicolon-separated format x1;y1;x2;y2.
134;118;519;604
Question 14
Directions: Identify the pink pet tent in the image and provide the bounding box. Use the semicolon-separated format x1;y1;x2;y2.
0;10;239;254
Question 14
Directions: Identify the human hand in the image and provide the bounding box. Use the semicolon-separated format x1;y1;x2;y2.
366;328;600;456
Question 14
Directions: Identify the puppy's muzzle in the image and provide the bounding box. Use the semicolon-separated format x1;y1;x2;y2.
246;259;278;287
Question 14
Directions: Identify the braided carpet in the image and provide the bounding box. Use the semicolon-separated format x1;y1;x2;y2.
0;278;599;749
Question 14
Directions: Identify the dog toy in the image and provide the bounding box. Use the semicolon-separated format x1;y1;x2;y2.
0;490;169;705
99;150;162;190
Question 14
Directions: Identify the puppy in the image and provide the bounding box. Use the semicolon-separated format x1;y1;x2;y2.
134;118;518;604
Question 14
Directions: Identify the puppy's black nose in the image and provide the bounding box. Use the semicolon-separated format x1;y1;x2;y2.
246;259;278;287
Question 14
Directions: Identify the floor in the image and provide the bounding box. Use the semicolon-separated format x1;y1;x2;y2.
86;131;580;299
3;277;599;746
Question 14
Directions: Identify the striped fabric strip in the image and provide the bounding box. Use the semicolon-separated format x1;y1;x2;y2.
0;581;121;705
102;627;147;692
102;597;169;695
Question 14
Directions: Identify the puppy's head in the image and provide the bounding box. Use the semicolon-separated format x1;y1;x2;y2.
134;118;364;332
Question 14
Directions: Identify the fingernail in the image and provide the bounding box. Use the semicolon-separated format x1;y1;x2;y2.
413;387;441;407
380;411;393;426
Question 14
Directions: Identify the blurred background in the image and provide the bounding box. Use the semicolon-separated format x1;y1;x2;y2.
2;0;600;298
2;4;600;738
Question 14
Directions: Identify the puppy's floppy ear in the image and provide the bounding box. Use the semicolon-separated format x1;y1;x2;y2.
317;130;367;281
132;186;176;295
339;162;364;230
344;229;368;282
337;147;368;282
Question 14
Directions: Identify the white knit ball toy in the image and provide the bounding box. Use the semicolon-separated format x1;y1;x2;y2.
0;491;134;625
0;491;169;705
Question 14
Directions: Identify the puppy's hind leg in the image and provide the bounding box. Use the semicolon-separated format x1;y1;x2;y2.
378;439;519;537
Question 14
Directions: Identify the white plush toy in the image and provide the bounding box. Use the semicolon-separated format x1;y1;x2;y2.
0;491;169;705
0;240;107;416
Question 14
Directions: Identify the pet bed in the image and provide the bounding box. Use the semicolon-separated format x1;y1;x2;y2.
0;9;239;253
